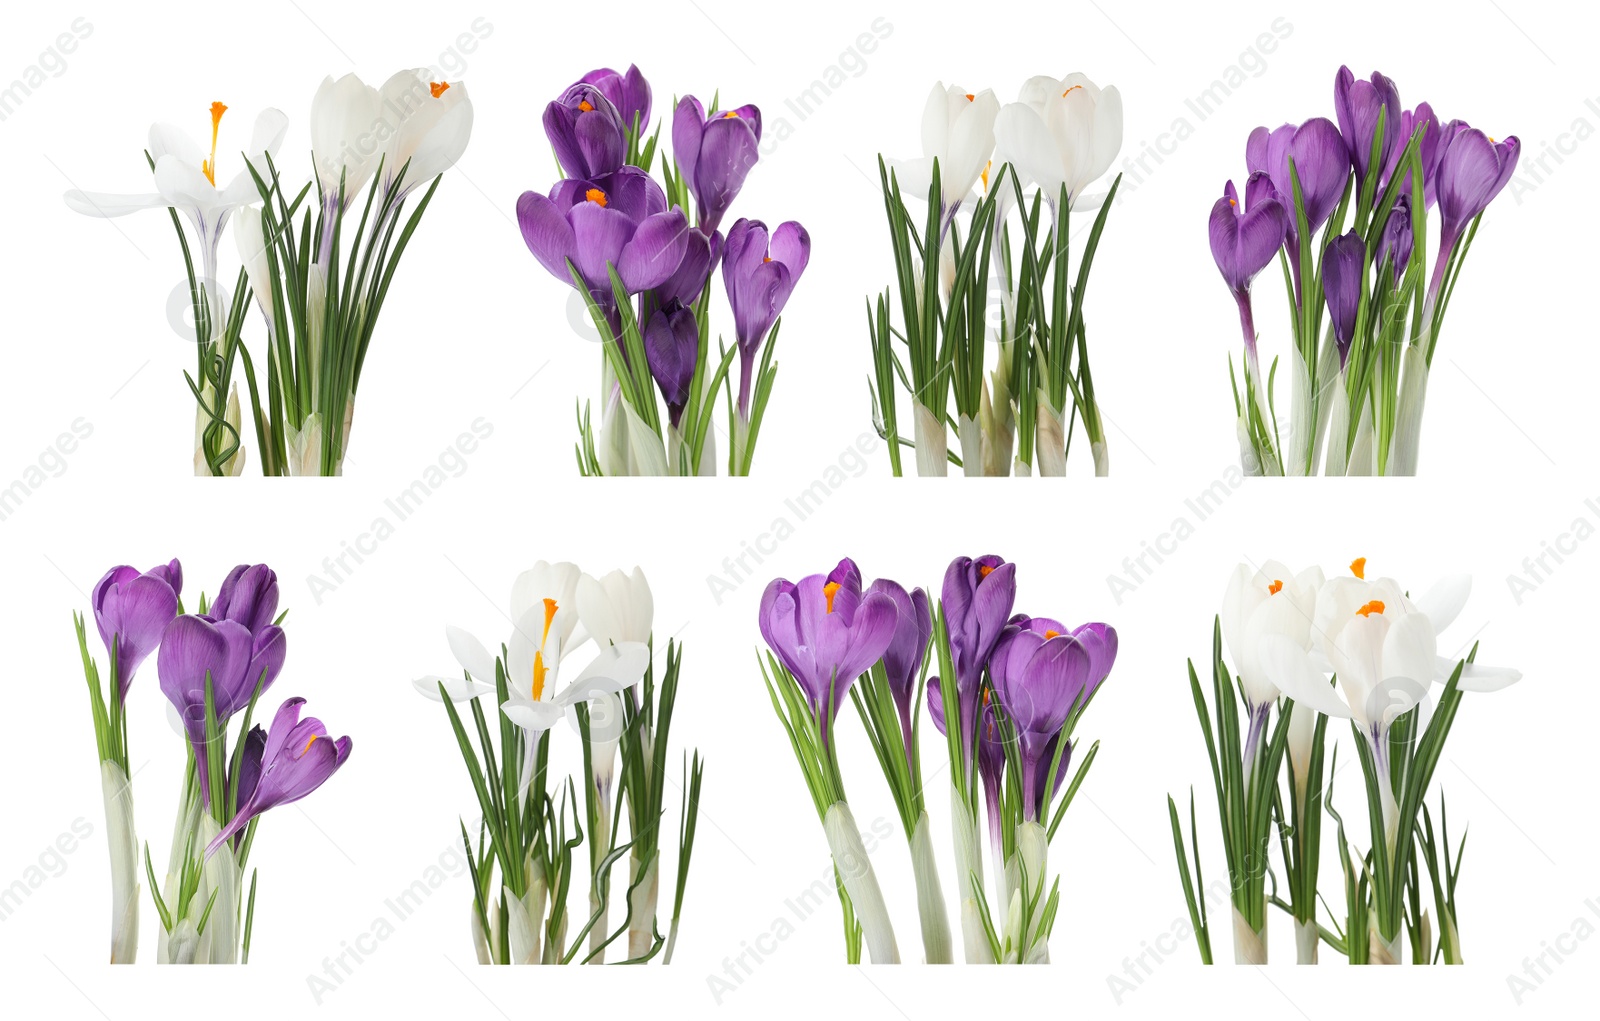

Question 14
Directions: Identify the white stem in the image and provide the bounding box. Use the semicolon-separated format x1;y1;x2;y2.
949;786;994;963
1034;393;1066;476
907;812;953;963
471;900;491;965
1389;344;1429;475
588;795;612;963
1294;917;1319;964
823;801;899;963
732;412;751;476
1370;927;1403;965
956;414;984;477
1090;439;1109;477
1232;907;1267;965
1013;820;1049;962
1324;375;1351;476
913;403;947;476
627;852;659;960
100;761;139;964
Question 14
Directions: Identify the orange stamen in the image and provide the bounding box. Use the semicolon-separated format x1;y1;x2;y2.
430;81;450;99
981;159;991;192
578;99;594;112
1062;85;1083;98
723;110;740;118
1350;557;1367;579
824;581;841;614
302;734;319;755
1043;629;1061;640
1356;600;1385;618
541;598;558;642
585;187;608;207
202;101;227;186
1268;579;1283;595
1228;198;1237;207
965;93;975;102
978;564;995;579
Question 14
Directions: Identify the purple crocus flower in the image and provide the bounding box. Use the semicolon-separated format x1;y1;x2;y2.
157;613;287;802
928;678;1008;844
1321;230;1365;369
1434;126;1520;248
758;558;897;732
1245;117;1348;240
1380;102;1440;201
92;560;182;701
1208;178;1288;355
1374;195;1414;287
866;578;932;761
518;167;690;329
580;65;652;137
209;563;279;634
722;218;810;414
1333;67;1402;187
673;96;761;233
940;555;1017;756
989;617;1116;820
206;697;351;856
543;82;627;180
644;304;698;425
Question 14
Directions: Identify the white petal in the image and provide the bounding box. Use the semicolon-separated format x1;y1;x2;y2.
413;673;495;702
447;625;498;683
1415;574;1471;635
147;122;203;166
502;698;564;734
552;642;650;705
1260;635;1351;720
1444;659;1523;692
64;190;167;218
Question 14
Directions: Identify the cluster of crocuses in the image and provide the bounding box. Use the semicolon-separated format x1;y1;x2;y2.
1209;66;1519;476
413;562;703;964
1167;558;1520;966
518;66;808;476
65;70;473;476
758;555;1116;963
75;560;350;964
868;76;1124;476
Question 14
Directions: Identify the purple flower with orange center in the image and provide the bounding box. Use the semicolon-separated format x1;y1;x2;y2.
207;697;351;855
544;82;627;180
673;96;761;234
92;559;182;701
940;554;1016;757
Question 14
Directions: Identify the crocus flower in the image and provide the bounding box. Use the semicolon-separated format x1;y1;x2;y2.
941;555;1017;754
64;104;289;325
1433;126;1520;251
890;83;1000;225
576;567;654;647
1320;230;1365;368
866;578;931;758
722;218;810;413
989;616;1116;820
375;70;474;200
1380;102;1440;200
644;305;699;425
1209;178;1288;355
673;96;761;234
1333;67;1402;187
518;167;690;324
580;65;652;137
310;73;383;208
544;81;627;180
993;73;1122;216
158;613;287;801
1374;196;1413;286
209;563;280;634
759;559;897;729
1244;117;1348;239
206;697;351;855
1220;560;1324;759
92;560;183;700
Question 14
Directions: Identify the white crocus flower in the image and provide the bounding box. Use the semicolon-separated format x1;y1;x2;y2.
311;73;383;209
1220;560;1325;713
66;105;289;326
577;567;654;646
889;83;999;225
993;73;1122;219
375;69;474;200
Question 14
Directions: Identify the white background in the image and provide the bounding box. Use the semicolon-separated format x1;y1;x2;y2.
0;0;1592;1017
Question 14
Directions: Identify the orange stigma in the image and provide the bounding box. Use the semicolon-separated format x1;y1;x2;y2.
823;581;841;614
763;255;772;263
578;99;594;112
723;110;740;118
202;101;227;186
1350;557;1367;579
430;81;450;98
302;734;319;755
1228;197;1237;207
1043;629;1061;640
1062;85;1083;98
978;564;994;579
965;93;975;101
1268;579;1283;595
585;187;608;207
1356;600;1385;618
531;598;558;701
541;598;558;642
